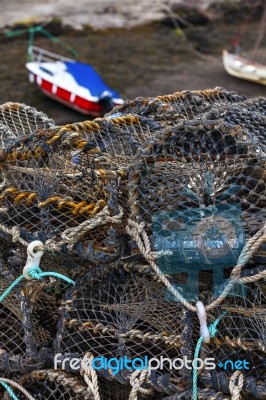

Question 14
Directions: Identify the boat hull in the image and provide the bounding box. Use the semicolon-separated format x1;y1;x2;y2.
29;73;122;116
223;50;266;86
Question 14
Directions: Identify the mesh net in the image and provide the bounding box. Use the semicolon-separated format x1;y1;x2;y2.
2;370;156;400
3;370;92;399
195;282;266;399
0;89;264;400
55;263;190;395
0;271;60;373
0;118;128;268
0;103;55;148
126;94;265;301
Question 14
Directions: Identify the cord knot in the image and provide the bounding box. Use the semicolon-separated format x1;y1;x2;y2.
27;266;43;280
229;371;244;400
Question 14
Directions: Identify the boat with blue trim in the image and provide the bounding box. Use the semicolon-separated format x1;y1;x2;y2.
26;46;124;116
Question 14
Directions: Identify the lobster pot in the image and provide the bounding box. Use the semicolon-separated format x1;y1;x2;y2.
0;114;136;271
0;274;26;373
0;90;264;400
3;370;92;399
107;88;246;127
127;97;265;302
0;272;62;373
0;102;55;148
55;263;195;396
2;371;159;400
0;103;170;272
197;283;266;400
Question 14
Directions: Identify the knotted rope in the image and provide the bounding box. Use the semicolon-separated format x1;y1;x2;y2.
0;224;28;247
129;369;154;400
126;219;266;312
0;267;74;303
46;205;123;251
192;312;227;400
0;205;123;252
229;371;244;400
81;353;101;400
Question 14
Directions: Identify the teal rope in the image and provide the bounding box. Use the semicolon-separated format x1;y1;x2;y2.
39;27;78;57
192;311;227;400
27;267;75;285
0;275;24;303
27;27;35;62
0;381;20;400
0;267;74;303
6;25;78;61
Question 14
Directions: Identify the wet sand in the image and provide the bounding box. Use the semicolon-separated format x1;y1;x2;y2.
0;19;265;124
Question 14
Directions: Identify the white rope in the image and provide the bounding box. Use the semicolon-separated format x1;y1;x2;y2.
52;205;123;251
129;369;153;400
0;224;28;247
229;371;244;400
0;377;35;400
0;205;123;252
126;219;266;313
81;353;101;400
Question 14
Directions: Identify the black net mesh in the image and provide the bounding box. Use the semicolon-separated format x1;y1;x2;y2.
55;264;190;395
0;271;60;373
127;95;265;301
3;370;92;399
0;103;55;148
197;282;266;400
0;89;264;400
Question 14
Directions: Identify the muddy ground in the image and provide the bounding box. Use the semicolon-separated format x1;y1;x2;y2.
0;8;265;124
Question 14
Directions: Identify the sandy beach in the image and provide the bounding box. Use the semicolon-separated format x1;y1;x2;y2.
0;0;265;123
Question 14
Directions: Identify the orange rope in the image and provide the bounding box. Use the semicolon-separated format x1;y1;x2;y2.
0;187;107;215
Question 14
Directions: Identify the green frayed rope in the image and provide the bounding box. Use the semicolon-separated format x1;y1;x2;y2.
0;267;74;303
192;311;227;400
0;381;19;400
6;25;78;61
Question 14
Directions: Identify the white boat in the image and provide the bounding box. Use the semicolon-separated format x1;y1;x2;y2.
26;46;124;116
223;50;266;86
223;1;266;86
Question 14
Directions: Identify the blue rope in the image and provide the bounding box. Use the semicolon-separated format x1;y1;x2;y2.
0;381;20;400
0;267;74;303
27;267;75;285
192;311;227;400
0;275;24;303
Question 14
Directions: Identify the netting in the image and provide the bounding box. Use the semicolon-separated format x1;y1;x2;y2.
3;370;92;399
196;282;266;399
0;88;264;400
0;103;55;148
0;120;128;268
126;94;266;303
55;263;190;396
0;271;60;373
